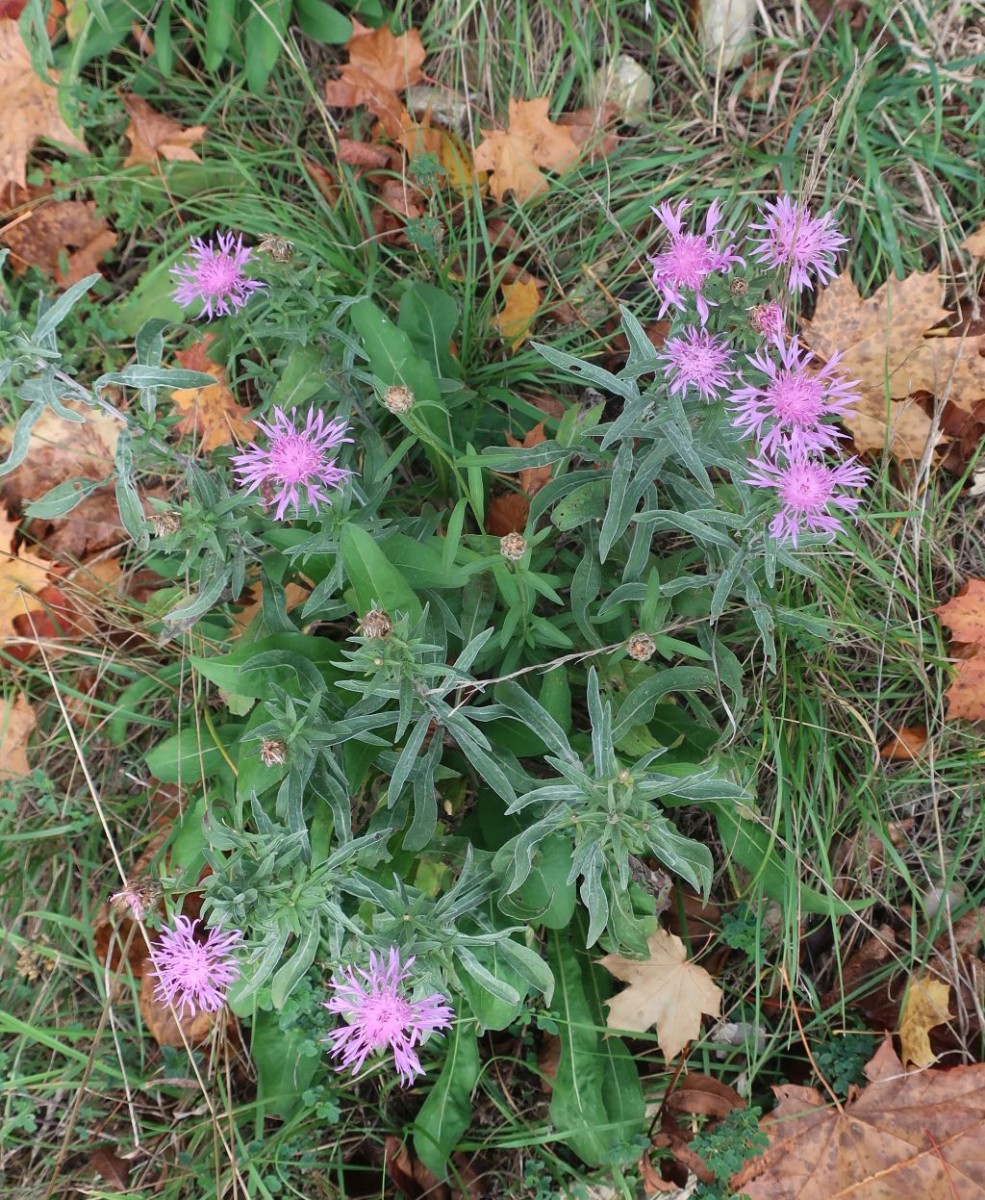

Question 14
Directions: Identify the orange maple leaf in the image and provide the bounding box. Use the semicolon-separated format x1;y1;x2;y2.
171;337;255;453
0;19;88;191
120;93;206;170
935;578;985;722
324;21;426;140
493;278;541;350
473;98;580;203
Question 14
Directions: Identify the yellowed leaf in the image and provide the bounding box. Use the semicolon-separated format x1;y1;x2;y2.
473;98;580;203
599;927;722;1060
120;93;205;170
493;279;541;350
0;691;36;779
962;221;985;258
171;337;255;452
0;20;88;191
899;976;952;1068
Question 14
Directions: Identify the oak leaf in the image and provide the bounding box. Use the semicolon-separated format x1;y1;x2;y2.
324;21;425;140
0;19;87;191
899;976;952;1068
473;98;580;203
171;337;255;452
800;270;985;460
599;927;723;1060
493;278;541;350
1;182;114;285
733;1037;985;1199
0;690;36;779
120;93;205;169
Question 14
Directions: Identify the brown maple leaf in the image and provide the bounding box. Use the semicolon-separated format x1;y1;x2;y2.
0;690;36;779
120;93;205;170
493;278;541;350
936;578;985;646
473;97;581;203
599;928;723;1060
0;19;88;192
800;270;985;460
733;1037;985;1199
1;181;115;285
171;337;255;452
324;21;426;140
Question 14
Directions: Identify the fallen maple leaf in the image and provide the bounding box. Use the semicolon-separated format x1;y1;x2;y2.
493;278;541;350
0;19;88;191
935;579;985;722
0;690;36;779
120;93;205;170
1;181;115;285
733;1037;985;1199
935;578;985;645
397;113;474;194
878;724;928;761
599;927;723;1060
171;337;255;452
899;976;952;1068
963;221;985;258
800;270;985;461
324;21;426;140
473;97;580;203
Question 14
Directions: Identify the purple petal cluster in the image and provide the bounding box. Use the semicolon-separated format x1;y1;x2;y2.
171;231;266;321
660;327;734;402
649;199;744;324
325;948;454;1087
231;406;352;521
745;455;869;547
750;196;848;292
150;915;244;1018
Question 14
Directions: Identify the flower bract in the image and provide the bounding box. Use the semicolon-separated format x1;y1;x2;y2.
231;406;352;521
171;231;266;320
324;948;454;1087
150;915;244;1018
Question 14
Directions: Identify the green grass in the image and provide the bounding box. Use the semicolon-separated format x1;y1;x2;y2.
2;0;985;1195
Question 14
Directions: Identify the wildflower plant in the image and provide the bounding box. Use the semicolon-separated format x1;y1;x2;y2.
4;194;869;1169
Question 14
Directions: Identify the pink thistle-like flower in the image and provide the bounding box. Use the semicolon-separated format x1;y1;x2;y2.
749;301;786;342
660;327;734;401
649;199;744;324
749;196;848;292
231;406;352;521
150;915;244;1018
324;948;454;1087
730;338;860;458
746;454;869;546
171;231;266;320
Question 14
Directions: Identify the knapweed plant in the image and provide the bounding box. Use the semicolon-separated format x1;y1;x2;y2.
1;196;868;1172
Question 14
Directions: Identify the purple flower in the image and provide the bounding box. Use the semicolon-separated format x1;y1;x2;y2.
150;915;244;1018
749;301;786;343
324;948;454;1087
231;406;352;521
649;199;744;324
171;231;266;320
749;196;848;292
660;327;734;401
746;454;869;546
730;338;860;458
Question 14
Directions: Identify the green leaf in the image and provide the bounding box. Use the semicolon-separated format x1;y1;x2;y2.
340;523;422;621
612;667;719;741
251;1008;320;1122
398;282;460;378
24;475;106;518
413;1024;480;1180
192;635;344;700
350;297;441;405
243;0;290;92
270;918;321;1009
293;0;351;41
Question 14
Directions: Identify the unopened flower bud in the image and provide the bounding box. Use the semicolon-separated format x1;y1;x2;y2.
257;234;294;262
260;738;288;767
499;532;527;561
152;510;181;536
360;609;393;640
729;277;749;296
626;633;656;662
383;386;415;414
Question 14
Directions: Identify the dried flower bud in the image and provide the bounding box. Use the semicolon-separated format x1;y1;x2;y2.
749;301;785;341
383;385;415;414
499;532;527;561
729;277;749;296
360;609;393;640
626;633;656;662
260;738;288;767
152;510;181;536
257;234;294;262
16;945;51;982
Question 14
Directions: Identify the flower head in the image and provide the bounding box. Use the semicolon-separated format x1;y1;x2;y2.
171;231;266;320
150;915;244;1018
660;326;734;401
231;406;352;521
649;199;744;324
746;454;869;546
749;196;848;292
325;948;454;1087
730;338;859;457
749;301;786;342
